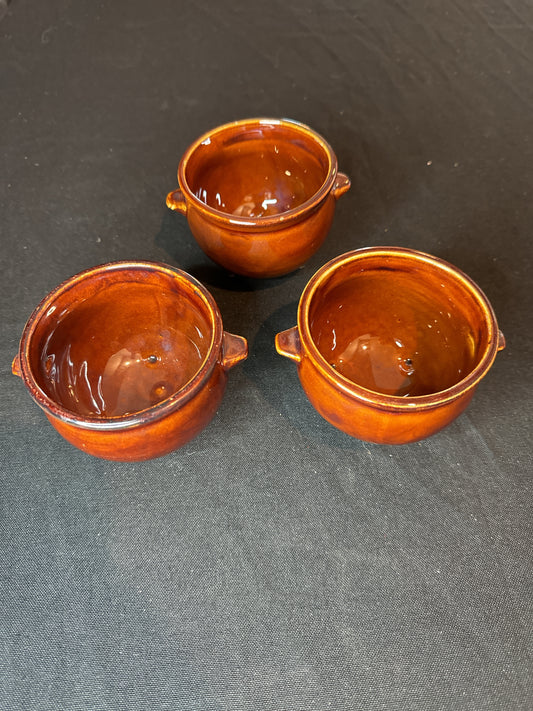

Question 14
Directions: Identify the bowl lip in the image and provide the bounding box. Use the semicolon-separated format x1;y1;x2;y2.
297;246;501;411
177;117;339;229
17;260;224;431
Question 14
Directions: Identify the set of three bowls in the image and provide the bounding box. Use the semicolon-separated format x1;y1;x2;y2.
13;118;505;461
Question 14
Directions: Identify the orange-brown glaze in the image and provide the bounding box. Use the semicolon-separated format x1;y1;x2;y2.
14;262;248;460
276;247;504;444
167;118;350;278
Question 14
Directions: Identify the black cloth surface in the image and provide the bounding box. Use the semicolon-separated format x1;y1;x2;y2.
1;1;532;709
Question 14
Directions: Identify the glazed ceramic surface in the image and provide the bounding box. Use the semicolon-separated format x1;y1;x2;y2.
276;247;505;444
13;261;247;461
167;118;350;278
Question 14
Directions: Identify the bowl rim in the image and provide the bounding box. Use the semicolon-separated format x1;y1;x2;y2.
16;260;224;430
298;246;501;411
177;117;339;229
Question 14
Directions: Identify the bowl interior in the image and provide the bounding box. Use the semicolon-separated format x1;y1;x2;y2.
184;122;331;218
308;255;490;397
29;269;214;418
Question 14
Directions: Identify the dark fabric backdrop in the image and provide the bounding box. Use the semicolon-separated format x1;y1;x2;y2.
1;1;531;709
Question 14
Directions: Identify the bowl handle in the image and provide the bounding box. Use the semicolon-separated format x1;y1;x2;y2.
275;326;302;363
12;354;23;378
166;188;188;215
12;355;22;377
221;332;248;370
497;329;506;352
332;172;351;200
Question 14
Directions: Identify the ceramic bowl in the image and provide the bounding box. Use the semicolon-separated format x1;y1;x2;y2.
13;261;248;461
166;118;351;278
275;247;505;444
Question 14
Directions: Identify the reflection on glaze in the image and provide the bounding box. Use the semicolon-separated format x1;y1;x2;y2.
232;191;280;218
310;272;478;397
192;137;325;217
38;283;210;417
329;332;419;396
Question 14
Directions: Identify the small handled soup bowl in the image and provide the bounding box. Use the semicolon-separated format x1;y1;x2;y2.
276;247;505;444
166;118;351;278
13;261;248;461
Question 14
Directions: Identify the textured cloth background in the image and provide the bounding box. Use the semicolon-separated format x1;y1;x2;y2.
1;0;531;709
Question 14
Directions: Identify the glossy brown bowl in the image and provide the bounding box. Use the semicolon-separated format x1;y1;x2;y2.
275;247;505;444
166;118;351;278
13;261;248;461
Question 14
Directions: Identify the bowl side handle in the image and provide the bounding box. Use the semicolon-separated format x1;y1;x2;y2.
12;354;21;377
332;172;351;200
166;188;188;215
275;326;302;363
497;329;506;352
221;332;248;371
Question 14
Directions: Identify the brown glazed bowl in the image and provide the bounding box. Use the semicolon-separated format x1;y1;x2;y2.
275;247;505;444
12;261;248;461
166;118;351;278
